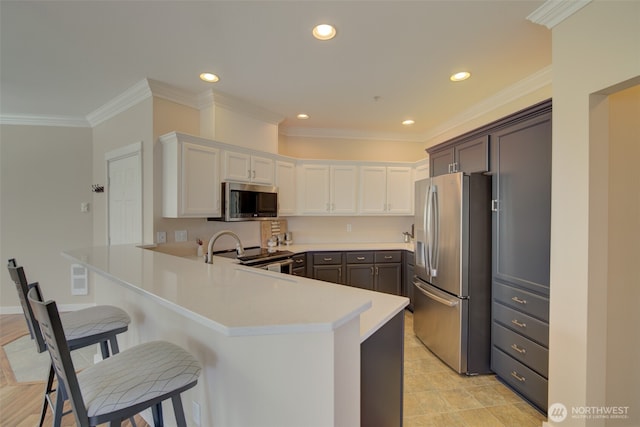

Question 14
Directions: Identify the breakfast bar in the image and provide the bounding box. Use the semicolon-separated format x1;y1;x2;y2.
63;245;408;427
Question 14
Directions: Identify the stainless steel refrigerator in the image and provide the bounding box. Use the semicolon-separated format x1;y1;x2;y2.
413;172;492;374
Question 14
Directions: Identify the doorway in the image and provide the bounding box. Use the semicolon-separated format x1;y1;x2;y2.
105;142;142;245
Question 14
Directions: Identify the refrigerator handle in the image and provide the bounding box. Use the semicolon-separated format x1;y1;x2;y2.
414;281;458;307
424;184;433;273
428;185;439;277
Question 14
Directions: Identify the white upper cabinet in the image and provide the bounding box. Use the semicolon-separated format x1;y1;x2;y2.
298;163;358;215
275;160;296;215
222;150;274;185
161;134;220;218
359;166;413;215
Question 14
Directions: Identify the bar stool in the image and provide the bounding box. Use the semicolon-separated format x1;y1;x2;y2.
7;259;131;426
28;287;201;427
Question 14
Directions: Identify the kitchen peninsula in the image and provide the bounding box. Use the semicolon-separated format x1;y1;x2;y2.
62;244;408;427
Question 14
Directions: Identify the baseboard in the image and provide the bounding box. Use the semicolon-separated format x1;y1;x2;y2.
0;303;96;315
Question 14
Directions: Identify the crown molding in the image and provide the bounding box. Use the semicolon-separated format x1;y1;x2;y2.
198;89;284;125
420;65;552;143
527;0;592;29
280;126;425;143
0;113;90;127
86;79;153;127
147;78;199;109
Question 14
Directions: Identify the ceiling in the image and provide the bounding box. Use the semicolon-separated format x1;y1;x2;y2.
0;1;551;140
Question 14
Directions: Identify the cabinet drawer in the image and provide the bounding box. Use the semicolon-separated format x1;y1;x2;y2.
346;252;374;264
492;322;548;378
313;252;343;265
493;302;549;347
292;253;306;267
493;281;549;322
492;347;548;412
375;251;402;263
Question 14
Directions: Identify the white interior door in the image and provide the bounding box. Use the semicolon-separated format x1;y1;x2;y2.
107;143;142;245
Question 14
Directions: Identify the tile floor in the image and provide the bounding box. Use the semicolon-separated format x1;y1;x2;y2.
403;310;547;427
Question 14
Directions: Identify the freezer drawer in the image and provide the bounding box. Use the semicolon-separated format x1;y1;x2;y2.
413;280;467;373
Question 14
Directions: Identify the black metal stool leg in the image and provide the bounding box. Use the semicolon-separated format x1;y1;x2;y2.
53;380;66;427
172;396;187;427
151;402;164;427
38;365;56;427
109;335;120;355
100;340;110;359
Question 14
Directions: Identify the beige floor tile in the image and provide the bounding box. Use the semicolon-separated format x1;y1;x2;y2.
466;384;523;407
513;402;547;424
458;407;506;427
414;390;453;414
487;404;543;427
404;392;426;417
404;411;468;427
439;388;484;411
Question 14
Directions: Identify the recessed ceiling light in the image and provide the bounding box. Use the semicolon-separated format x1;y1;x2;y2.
297;113;310;120
402;119;415;126
450;71;471;82
199;72;220;83
312;24;336;40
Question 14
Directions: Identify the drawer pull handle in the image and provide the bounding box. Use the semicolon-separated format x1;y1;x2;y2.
384;255;393;259
511;344;526;354
511;371;526;382
357;257;366;260
511;296;527;304
323;257;333;261
511;319;527;328
295;259;304;264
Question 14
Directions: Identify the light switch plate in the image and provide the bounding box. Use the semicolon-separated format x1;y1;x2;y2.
156;231;166;243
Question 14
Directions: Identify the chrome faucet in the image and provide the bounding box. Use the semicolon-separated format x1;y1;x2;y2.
206;230;245;264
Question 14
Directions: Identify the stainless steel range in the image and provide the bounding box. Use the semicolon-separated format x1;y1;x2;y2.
214;246;295;274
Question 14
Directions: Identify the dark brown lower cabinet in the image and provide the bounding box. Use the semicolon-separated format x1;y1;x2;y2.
361;310;404;427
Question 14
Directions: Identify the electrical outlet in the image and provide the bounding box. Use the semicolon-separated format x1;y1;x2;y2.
346;224;352;232
156;231;167;243
192;401;201;426
175;230;188;242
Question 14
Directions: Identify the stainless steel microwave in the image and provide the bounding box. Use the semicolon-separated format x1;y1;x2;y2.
210;182;278;221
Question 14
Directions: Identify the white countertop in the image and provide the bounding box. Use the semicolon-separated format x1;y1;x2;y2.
63;245;408;342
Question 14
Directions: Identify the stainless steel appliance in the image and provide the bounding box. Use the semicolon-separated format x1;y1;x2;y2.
209;182;278;222
413;172;491;374
214;246;294;274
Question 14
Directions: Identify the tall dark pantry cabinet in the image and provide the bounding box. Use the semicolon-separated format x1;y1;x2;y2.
427;100;552;413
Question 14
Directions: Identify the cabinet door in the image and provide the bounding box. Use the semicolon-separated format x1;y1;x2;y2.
275;160;296;215
375;263;402;295
403;252;415;310
492;112;552;295
251;155;274;184
386;167;413;214
346;264;375;290
429;148;453;177
359;166;387;213
223;151;251;182
313;265;343;284
330;165;358;214
299;164;330;214
181;142;220;217
454;135;489;173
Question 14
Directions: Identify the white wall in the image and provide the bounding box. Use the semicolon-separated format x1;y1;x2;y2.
547;1;640;425
0;124;93;309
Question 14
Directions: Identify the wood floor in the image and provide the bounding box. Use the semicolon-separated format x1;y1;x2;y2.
0;314;148;427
